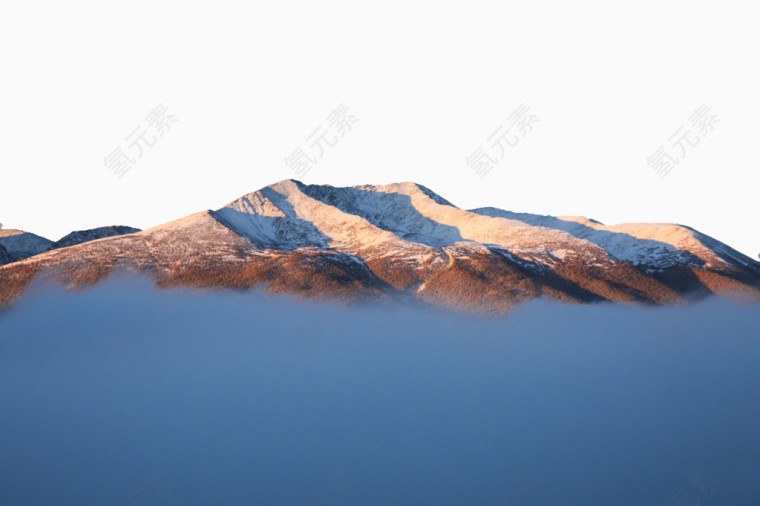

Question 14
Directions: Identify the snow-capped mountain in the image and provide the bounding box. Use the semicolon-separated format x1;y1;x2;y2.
1;180;758;312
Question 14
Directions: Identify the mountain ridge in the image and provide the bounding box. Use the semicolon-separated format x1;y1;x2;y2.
0;226;143;265
1;179;758;313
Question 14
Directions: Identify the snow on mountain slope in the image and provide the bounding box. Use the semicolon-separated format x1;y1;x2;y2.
0;229;53;261
128;211;257;263
470;207;758;273
214;180;441;262
1;179;758;312
298;182;464;248
357;182;615;265
211;185;333;251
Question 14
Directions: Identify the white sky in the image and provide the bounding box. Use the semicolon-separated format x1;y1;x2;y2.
0;1;757;258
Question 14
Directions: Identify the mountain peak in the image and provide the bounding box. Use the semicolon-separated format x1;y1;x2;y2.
2;180;758;313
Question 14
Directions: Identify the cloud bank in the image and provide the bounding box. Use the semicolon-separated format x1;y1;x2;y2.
1;279;759;505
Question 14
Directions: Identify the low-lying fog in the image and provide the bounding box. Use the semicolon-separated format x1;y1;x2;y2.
1;278;759;505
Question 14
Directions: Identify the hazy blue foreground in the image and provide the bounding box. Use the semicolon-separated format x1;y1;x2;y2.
1;278;759;505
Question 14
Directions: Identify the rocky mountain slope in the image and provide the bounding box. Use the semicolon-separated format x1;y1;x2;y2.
1;180;758;313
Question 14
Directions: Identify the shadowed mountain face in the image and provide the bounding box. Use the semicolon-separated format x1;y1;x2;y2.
1;179;759;313
0;226;142;264
0;229;53;262
51;226;141;249
0;244;12;266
